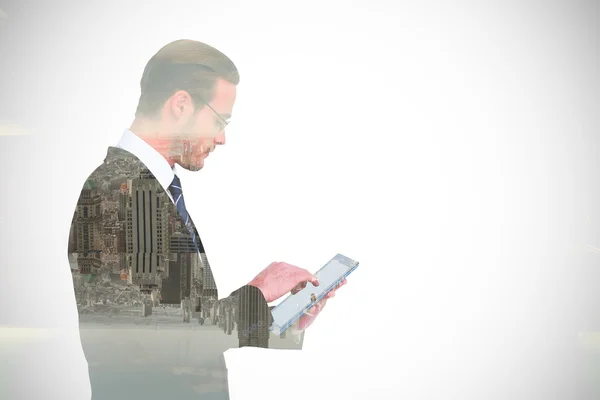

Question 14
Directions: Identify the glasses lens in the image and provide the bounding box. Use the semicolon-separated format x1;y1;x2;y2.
218;118;229;134
214;119;225;134
203;99;229;134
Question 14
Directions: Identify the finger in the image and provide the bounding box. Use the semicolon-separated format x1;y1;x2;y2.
305;306;318;317
299;300;327;331
282;265;318;295
298;313;315;330
295;270;318;288
303;308;316;317
326;281;345;297
333;280;345;290
308;298;326;314
311;275;320;286
290;281;307;295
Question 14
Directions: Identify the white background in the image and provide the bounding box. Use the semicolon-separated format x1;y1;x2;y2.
0;0;598;398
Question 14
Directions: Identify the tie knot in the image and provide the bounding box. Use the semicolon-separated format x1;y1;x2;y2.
169;175;182;197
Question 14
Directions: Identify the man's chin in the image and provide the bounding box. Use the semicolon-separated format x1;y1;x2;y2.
187;162;205;172
174;160;204;172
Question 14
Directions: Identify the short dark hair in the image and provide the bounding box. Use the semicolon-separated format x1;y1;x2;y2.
135;39;240;117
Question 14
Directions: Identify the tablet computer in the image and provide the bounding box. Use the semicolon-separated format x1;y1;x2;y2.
269;254;359;335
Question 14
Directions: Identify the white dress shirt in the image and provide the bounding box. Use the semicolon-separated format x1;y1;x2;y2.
116;129;175;202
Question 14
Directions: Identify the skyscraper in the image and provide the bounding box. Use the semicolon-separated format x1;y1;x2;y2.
201;252;218;298
118;183;128;221
74;180;103;276
125;169;170;292
162;232;198;304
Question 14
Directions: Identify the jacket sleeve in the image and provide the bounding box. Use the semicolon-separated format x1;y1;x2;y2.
228;285;305;350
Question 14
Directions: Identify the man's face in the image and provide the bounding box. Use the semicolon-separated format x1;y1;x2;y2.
177;78;236;171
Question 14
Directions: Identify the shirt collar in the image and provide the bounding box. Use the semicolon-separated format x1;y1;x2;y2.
116;129;175;192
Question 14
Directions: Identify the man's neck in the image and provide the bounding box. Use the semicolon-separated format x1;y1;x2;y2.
129;118;176;167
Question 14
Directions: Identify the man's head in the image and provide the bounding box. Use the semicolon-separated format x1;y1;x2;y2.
133;39;238;171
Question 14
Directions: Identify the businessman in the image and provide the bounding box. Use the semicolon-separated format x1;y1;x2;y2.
67;39;345;399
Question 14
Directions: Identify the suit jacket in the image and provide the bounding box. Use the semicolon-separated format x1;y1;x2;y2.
68;146;304;400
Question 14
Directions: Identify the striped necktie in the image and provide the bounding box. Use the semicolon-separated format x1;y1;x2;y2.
168;175;199;251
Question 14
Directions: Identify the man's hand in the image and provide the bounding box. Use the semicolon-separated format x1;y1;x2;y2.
248;261;347;331
248;262;319;303
297;278;346;331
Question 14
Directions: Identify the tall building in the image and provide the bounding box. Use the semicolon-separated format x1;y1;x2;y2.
74;180;103;276
161;232;205;304
118;183;128;221
125;169;170;292
116;223;126;252
201;252;218;298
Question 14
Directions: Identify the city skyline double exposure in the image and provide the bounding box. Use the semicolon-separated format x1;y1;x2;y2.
68;145;304;399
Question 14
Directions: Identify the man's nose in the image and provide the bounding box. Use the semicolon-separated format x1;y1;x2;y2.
214;130;226;146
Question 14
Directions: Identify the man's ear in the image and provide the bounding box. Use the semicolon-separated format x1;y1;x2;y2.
169;90;195;120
